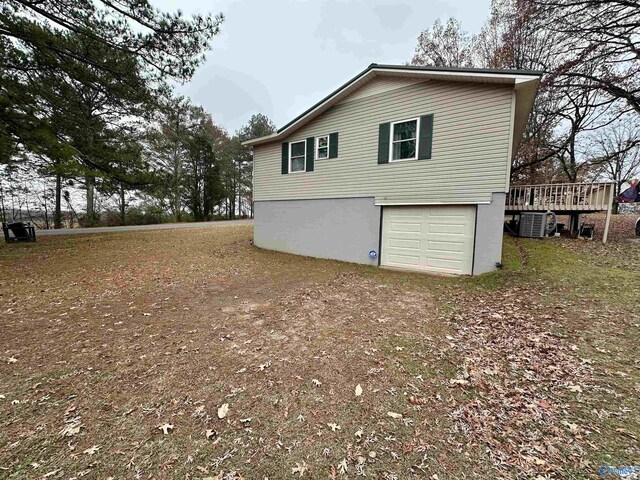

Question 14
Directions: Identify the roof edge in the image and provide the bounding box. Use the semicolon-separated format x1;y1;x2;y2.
242;64;543;146
370;63;544;77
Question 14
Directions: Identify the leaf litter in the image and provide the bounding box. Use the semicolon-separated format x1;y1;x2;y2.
0;225;638;478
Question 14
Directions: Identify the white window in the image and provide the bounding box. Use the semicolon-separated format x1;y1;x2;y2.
316;135;329;159
289;140;306;173
390;118;419;161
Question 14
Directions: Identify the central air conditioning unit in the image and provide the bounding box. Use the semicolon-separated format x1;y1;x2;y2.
519;212;552;238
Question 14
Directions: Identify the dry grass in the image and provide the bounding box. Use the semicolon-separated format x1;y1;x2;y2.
0;221;639;479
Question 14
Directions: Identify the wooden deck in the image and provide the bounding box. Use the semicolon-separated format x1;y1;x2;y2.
505;182;615;243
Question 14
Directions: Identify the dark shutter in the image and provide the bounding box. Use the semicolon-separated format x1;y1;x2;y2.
418;114;434;160
377;122;390;164
329;132;339;158
281;142;289;174
306;137;314;172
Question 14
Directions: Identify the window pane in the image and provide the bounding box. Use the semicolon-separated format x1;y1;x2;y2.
291;141;305;157
317;147;328;159
291;156;305;171
393;140;416;160
393;120;417;141
317;136;328;148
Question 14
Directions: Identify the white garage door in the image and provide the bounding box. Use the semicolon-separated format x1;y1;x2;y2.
381;205;475;275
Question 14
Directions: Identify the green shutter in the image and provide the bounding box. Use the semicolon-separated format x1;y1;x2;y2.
306;137;314;172
329;132;339;158
418;114;434;160
377;123;390;164
281;142;289;174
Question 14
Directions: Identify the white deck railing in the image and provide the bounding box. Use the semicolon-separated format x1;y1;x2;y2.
506;181;615;243
506;182;615;212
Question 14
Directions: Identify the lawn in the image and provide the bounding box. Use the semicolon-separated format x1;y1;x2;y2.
0;223;639;479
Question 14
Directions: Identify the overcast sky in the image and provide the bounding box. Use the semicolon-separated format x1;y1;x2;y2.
152;0;492;133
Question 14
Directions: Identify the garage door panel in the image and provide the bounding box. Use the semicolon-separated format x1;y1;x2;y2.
382;205;475;275
388;238;420;250
391;209;424;218
427;208;468;217
389;221;422;233
387;254;420;267
428;223;466;235
427;240;467;254
426;257;464;273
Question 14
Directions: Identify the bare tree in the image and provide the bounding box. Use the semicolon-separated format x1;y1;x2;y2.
533;0;640;115
411;18;474;68
588;116;640;212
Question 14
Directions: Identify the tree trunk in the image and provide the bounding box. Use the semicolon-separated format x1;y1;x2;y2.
41;188;50;229
54;172;62;229
120;183;126;226
0;185;6;223
86;175;95;226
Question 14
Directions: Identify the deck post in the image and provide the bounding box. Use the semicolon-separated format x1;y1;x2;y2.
602;184;614;244
569;213;581;235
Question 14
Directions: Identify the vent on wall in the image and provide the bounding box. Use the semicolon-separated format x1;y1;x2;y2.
519;212;547;238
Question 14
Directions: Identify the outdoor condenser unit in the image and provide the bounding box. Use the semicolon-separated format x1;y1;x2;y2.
519;212;549;238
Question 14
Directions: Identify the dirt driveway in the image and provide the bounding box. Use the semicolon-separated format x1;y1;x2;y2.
1;224;638;479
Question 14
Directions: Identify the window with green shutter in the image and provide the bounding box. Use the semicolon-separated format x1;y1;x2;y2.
390;118;418;161
378;115;434;163
316;135;329;159
281;142;289;174
418;114;434;160
315;132;339;160
289;140;306;173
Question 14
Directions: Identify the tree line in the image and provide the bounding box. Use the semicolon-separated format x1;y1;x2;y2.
0;0;275;228
411;0;640;210
3;0;638;228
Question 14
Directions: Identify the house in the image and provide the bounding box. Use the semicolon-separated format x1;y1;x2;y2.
243;64;541;275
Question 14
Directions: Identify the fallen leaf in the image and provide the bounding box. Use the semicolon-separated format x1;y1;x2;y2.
158;423;174;435
615;428;638;440
538;400;552;410
60;424;82;437
449;379;469;386
292;461;308;477
217;403;229;419
83;445;100;455
523;455;547;466
327;423;341;432
562;420;579;434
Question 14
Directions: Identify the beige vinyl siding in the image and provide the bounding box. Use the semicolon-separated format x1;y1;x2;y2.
253;79;514;204
336;76;425;104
